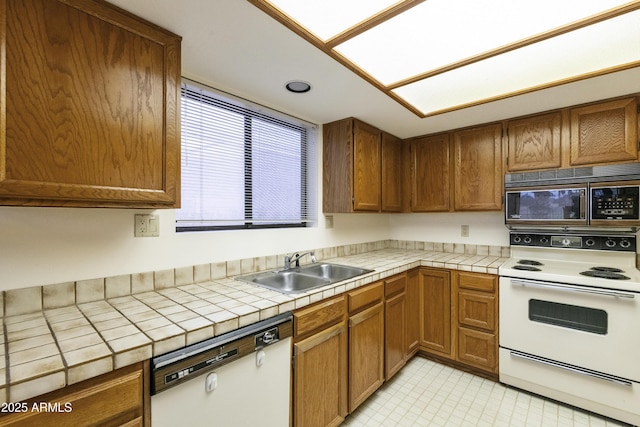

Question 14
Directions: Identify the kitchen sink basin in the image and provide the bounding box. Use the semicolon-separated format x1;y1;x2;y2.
236;263;374;294
298;263;373;281
252;271;331;294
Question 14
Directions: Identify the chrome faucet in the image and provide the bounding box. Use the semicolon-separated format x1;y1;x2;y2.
284;251;317;270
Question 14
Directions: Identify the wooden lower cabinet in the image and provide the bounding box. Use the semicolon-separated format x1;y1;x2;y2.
384;274;407;380
347;282;385;412
454;271;499;375
0;362;148;427
293;296;348;427
419;268;452;357
418;268;499;376
405;269;420;356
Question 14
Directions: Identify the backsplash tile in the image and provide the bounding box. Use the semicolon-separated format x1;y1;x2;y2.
76;278;104;304
5;287;42;317
1;239;513;318
43;282;75;310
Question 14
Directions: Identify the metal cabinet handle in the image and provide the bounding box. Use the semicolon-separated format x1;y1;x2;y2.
510;350;633;387
510;279;635;299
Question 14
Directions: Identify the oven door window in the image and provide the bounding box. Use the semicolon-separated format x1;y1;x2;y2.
529;299;607;335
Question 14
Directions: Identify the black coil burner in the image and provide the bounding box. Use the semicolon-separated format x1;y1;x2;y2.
513;260;543;272
580;267;630;280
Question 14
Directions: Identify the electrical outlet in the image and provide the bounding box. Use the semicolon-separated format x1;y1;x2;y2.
461;224;469;238
135;214;159;237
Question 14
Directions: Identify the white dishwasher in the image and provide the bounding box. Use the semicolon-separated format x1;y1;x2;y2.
150;312;293;427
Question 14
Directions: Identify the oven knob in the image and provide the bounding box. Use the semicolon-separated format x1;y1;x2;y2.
620;239;631;249
523;236;532;244
585;238;596;247
539;236;549;244
513;235;522;244
605;239;617;248
562;238;571;246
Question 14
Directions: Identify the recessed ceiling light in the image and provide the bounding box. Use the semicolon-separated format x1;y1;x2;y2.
285;80;311;93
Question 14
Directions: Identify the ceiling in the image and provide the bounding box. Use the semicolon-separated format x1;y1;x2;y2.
106;0;640;139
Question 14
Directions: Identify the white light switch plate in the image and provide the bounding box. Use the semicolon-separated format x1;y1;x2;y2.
135;214;159;237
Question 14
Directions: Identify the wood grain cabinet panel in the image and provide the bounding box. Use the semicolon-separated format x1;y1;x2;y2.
353;120;381;211
453;124;503;211
381;132;403;212
454;271;499;375
323;118;402;213
0;0;181;207
570;97;639;166
0;362;148;427
507;112;562;171
384;274;407;380
293;296;348;427
419;268;452;357
405;268;420;357
294;322;348;427
348;302;384;412
410;134;451;212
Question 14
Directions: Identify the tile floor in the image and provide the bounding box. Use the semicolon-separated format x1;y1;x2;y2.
343;357;630;427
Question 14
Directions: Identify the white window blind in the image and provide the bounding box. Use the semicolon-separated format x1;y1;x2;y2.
177;80;318;231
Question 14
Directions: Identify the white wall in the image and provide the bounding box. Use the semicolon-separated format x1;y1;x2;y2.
389;211;509;247
0;206;392;290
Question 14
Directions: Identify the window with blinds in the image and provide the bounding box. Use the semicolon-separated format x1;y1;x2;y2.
177;81;318;231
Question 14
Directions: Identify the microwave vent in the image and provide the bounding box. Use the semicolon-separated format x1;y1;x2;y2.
505;164;640;188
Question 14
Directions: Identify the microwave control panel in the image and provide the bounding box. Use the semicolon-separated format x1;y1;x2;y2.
591;185;640;220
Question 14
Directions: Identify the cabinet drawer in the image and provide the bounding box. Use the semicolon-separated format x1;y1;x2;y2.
348;282;383;314
384;274;406;298
458;290;496;331
458;271;497;292
294;295;346;338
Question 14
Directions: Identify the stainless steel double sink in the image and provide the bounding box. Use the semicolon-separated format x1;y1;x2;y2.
236;263;374;294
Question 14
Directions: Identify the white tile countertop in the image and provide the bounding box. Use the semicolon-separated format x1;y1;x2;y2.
0;244;507;404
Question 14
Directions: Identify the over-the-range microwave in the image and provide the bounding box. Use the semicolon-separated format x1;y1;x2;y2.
505;182;640;227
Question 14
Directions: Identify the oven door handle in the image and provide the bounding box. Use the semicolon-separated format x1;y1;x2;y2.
510;350;634;387
510;279;636;299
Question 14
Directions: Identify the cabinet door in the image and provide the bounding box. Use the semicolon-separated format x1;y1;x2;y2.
570;98;638;166
353;120;381;211
294;322;348;427
453;124;503;211
1;0;180;208
349;303;384;412
419;268;452;357
507;112;562;171
385;291;406;380
458;327;497;373
410;134;450;212
405;269;420;356
381;132;403;212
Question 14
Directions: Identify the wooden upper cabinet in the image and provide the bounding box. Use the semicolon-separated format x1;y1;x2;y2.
0;0;181;208
410;134;450;212
324;118;402;213
353;120;381;211
570;97;639;166
381;132;402;212
507;112;562;172
453;124;503;211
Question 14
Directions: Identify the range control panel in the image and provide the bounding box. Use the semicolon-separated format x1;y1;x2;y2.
509;232;636;252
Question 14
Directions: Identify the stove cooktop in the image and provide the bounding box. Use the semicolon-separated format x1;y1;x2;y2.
500;231;640;292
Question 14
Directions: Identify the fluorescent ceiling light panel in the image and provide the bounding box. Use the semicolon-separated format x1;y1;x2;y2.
254;0;640;116
266;0;399;41
335;0;632;85
393;10;640;115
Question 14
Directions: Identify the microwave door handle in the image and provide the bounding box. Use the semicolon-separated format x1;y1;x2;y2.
580;189;586;220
